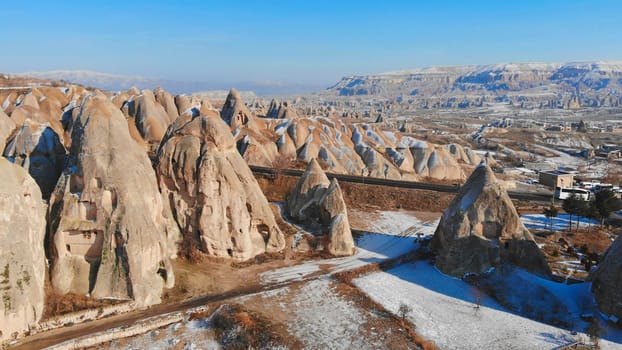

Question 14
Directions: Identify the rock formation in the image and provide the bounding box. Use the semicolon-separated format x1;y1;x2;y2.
221;88;253;129
0;158;46;342
266;99;298;119
3;120;66;199
48;95;176;307
0;109;15;151
286;159;355;256
155;113;285;261
431;163;550;278
122;89;174;144
591;235;622;322
326;61;622;109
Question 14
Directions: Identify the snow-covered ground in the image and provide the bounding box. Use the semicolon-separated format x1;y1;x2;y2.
355;262;622;350
260;211;438;285
521;213;599;231
99;308;220;350
270;279;370;349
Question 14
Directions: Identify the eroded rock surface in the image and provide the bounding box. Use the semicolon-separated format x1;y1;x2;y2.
286;159;355;256
48;95;176;307
3;120;66;198
156;114;285;261
0;158;46;342
431;163;550;278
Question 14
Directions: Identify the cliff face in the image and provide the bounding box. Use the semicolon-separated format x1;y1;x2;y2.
327;61;622;108
431;164;550;278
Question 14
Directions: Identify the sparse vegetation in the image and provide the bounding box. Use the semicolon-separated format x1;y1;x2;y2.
398;302;413;321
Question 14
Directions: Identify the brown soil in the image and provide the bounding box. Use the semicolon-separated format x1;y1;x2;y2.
256;172;455;212
206;303;303;349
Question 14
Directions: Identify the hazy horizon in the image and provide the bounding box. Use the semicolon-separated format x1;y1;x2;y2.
3;0;622;93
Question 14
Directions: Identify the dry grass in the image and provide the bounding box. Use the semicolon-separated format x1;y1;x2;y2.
209;303;302;349
44;291;120;319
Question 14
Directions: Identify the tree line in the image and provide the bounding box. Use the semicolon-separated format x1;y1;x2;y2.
548;189;622;231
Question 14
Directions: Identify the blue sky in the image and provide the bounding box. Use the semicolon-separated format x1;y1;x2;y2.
1;0;621;91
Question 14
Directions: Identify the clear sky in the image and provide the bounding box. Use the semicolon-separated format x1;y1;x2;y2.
1;0;621;91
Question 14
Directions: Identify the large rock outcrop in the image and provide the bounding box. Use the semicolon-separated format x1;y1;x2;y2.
431;163;550;278
286;159;355;256
3;120;66;199
155;114;285;261
591;235;622;322
0;158;46;342
48;95;176;307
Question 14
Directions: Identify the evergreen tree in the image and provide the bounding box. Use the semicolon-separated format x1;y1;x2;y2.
562;194;584;231
543;204;558;231
593;189;622;227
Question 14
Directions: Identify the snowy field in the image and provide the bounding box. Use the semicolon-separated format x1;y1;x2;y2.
355;262;622;350
260;211;438;285
99;309;220;350
521;213;600;231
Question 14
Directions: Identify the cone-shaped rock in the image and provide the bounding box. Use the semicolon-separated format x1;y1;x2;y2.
155;114;285;261
431;163;550;277
0;158;46;342
220;88;253;129
591;235;622;321
48;95;176;307
286;159;355;256
287;158;331;221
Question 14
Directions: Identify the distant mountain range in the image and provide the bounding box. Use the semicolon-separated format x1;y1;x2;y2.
325;61;622;109
14;70;321;96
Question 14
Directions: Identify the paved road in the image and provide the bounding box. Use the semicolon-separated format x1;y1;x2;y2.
251;166;554;202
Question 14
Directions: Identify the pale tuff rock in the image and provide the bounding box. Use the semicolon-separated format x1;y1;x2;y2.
266;99;298;119
0;158;46;342
122;89;171;144
431;163;550;277
48;95;176;307
221;88;254;129
286;159;355;256
0;109;16;151
155;113;285;261
154;87;180;123
3;119;66;199
215;90;476;182
591;235;622;321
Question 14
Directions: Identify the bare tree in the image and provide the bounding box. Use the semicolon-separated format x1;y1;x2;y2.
397;302;413;321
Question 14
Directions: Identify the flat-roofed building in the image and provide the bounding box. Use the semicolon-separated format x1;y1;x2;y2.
539;170;574;189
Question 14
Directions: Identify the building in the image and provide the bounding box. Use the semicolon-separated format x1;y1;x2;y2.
539;170;574;189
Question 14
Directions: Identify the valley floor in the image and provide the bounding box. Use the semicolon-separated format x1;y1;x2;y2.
17;209;622;350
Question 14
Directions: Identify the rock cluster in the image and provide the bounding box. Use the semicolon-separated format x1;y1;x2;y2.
0;158;46;342
286;159;355;256
431;163;550;278
156;113;285;260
